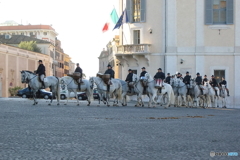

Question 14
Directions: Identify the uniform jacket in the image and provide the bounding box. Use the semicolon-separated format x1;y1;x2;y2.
195;76;202;85
140;71;147;77
202;78;208;85
36;64;45;75
75;67;83;78
165;76;171;84
154;72;165;79
219;80;227;86
183;75;191;84
104;69;115;78
125;73;133;82
210;78;218;87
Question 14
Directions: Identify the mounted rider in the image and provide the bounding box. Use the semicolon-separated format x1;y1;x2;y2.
202;75;208;85
36;60;45;89
104;64;115;91
183;71;191;94
219;77;230;96
139;67;147;94
74;63;83;90
154;68;165;93
125;69;133;93
165;73;171;84
209;75;219;96
195;73;203;94
177;73;183;80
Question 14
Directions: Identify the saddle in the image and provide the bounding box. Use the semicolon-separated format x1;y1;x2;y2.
154;79;163;89
67;72;83;84
97;73;111;85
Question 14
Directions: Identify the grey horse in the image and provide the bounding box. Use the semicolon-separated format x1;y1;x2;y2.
60;76;94;106
20;70;60;105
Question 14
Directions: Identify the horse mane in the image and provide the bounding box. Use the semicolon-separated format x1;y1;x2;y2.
23;70;35;75
145;73;153;81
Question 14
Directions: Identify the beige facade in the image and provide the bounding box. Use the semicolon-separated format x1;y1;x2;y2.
100;0;240;107
0;44;53;97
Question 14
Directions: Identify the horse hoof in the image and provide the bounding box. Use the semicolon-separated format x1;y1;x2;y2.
33;104;35;105
164;107;167;109
48;104;51;106
36;102;38;104
77;104;80;106
57;103;60;106
87;104;90;106
107;105;110;107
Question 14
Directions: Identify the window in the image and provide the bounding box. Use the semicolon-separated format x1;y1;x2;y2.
126;0;146;23
205;0;233;25
21;32;24;35
132;69;137;75
214;70;225;83
43;32;47;35
133;30;140;44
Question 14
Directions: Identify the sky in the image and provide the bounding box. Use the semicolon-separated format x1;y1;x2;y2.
0;0;119;78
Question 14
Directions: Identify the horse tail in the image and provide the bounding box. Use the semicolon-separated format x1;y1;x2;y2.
117;82;122;100
170;87;175;105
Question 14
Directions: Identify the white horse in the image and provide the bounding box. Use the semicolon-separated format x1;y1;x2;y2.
20;70;60;105
60;76;94;106
193;80;209;108
113;79;129;106
89;77;122;107
175;78;188;107
204;82;219;108
141;73;159;108
219;85;227;108
169;77;179;107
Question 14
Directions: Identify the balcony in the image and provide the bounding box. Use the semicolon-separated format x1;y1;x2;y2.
116;44;151;55
115;44;151;67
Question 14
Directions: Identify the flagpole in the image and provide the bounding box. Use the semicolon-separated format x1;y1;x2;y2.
121;0;123;46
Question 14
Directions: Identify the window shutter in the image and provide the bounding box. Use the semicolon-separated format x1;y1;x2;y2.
205;0;213;25
140;0;146;22
226;0;234;24
126;0;133;23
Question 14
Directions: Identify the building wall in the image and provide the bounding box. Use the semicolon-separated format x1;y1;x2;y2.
0;44;53;97
113;0;240;107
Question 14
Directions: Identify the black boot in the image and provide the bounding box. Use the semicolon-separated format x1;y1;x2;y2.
78;83;81;91
107;85;110;92
215;90;218;96
227;90;230;96
42;81;45;89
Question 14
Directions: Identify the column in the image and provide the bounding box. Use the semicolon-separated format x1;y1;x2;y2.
166;0;177;53
196;0;204;52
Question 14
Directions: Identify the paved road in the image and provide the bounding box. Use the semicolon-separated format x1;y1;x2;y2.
0;98;239;160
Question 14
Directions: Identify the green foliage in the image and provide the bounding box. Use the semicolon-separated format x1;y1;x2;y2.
18;41;42;53
9;86;23;96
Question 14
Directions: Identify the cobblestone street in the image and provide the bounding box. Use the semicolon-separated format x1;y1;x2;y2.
0;98;239;160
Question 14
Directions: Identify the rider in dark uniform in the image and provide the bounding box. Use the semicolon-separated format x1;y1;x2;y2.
183;71;191;94
210;75;219;96
75;63;83;90
104;65;115;91
154;68;165;93
219;77;230;96
165;73;171;84
140;67;147;93
125;69;133;93
104;64;115;79
154;68;165;80
140;67;147;78
195;73;203;94
202;75;208;85
36;60;46;88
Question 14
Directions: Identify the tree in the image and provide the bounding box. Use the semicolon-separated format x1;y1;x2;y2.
18;41;42;53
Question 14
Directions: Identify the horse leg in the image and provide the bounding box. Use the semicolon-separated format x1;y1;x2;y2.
74;90;80;106
32;91;37;105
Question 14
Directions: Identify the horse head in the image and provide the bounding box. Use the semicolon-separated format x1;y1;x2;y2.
132;74;138;83
20;70;33;83
189;79;195;88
